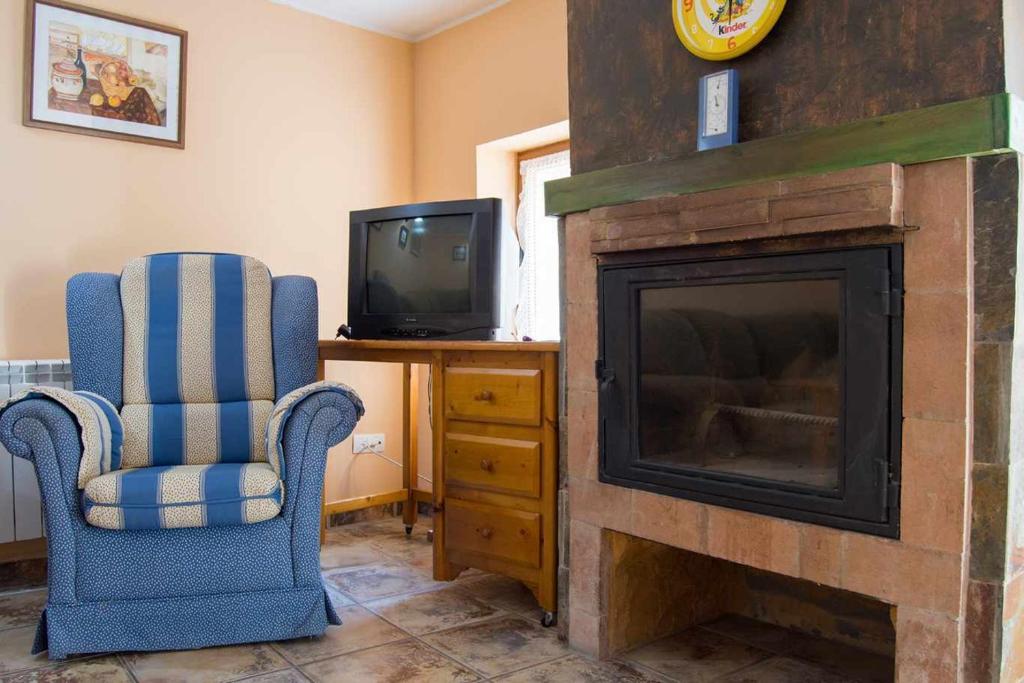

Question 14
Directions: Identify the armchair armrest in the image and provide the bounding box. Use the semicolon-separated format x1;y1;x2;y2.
0;388;122;489
0;398;84;492
267;381;364;482
268;383;363;586
0;398;87;604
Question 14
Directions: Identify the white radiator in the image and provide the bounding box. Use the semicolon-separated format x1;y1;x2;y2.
0;360;73;544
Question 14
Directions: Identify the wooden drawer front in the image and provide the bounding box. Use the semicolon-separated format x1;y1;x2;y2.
446;433;541;498
445;368;542;425
446;499;541;568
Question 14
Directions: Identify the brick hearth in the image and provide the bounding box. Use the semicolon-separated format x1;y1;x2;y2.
559;157;1023;681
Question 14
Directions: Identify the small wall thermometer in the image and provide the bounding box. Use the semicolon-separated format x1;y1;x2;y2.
698;69;739;151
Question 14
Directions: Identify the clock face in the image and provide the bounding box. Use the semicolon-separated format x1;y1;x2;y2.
673;0;786;61
704;72;729;136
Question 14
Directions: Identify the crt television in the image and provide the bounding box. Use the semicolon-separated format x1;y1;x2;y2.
347;198;501;340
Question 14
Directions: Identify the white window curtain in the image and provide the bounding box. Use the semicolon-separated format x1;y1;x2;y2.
512;149;571;340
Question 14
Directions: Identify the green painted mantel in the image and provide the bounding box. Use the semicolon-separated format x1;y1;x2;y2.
545;93;1022;217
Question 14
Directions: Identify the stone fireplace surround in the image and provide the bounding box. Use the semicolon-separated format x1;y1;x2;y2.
560;158;1021;681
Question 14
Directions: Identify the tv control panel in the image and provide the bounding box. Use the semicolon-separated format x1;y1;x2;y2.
382;327;448;338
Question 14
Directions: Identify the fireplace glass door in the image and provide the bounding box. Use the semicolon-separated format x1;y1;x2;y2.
599;247;902;536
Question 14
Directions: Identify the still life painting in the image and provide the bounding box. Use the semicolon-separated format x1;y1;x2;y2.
24;0;187;148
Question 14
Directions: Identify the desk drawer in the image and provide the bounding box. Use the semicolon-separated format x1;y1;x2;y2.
446;498;541;568
446;433;541;498
445;367;541;426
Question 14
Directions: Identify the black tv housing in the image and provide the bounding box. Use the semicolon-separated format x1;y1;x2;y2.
347;198;501;340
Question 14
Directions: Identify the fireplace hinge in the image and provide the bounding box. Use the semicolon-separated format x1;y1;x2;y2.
880;458;901;512
887;478;901;513
880;287;903;318
595;360;615;388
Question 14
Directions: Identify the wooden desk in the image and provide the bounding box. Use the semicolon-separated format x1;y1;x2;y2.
318;339;561;623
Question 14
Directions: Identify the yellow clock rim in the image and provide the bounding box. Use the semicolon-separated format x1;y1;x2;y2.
672;0;787;62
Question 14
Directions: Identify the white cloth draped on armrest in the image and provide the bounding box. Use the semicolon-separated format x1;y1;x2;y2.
0;387;123;489
264;381;365;478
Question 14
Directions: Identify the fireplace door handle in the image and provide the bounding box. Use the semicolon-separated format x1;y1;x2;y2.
473;390;494;402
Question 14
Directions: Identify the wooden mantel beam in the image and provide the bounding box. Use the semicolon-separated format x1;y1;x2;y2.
546;93;1019;217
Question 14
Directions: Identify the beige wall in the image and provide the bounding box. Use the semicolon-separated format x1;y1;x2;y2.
412;0;569;202
0;0;414;502
406;0;569;492
0;0;568;505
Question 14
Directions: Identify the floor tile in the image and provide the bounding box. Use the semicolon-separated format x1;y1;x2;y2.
272;605;405;665
369;526;433;558
493;654;670;682
451;567;487;583
123;642;289;683
458;574;542;619
375;539;435;574
365;586;502;635
0;655;133;682
301;639;479;682
622;627;772;682
717;655;859;682
232;670;309;683
320;540;388;570
422;615;570;678
329;519;407;542
323;584;354;608
324;561;444;602
699;614;796;654
786;634;894;683
322;527;368;546
0;590;46;631
400;550;437;574
0;626;50;675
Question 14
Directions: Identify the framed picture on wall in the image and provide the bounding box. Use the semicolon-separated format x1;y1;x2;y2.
23;0;187;148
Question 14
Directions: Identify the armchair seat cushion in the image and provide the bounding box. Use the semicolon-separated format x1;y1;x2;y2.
83;462;282;530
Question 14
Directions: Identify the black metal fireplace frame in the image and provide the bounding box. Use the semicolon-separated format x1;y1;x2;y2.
597;246;903;537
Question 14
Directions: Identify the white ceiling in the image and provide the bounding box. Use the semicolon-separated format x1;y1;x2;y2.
271;0;511;42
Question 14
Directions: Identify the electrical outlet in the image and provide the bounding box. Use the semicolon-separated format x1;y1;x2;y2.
353;433;385;454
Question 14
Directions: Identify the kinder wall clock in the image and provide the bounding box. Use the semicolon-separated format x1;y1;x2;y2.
673;0;786;61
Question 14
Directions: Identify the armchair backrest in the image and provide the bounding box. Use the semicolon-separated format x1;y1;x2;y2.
67;253;321;472
119;253;275;468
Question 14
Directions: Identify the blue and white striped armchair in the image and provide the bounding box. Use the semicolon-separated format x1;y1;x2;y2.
0;253;362;659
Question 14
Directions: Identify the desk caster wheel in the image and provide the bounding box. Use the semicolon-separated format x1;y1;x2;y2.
405;525;413;536
426;529;435;542
540;612;556;628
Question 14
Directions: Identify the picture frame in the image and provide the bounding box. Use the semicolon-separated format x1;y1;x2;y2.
23;0;187;148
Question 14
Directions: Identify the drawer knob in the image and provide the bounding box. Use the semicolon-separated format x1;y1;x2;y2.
480;459;494;472
477;526;493;539
473;390;494;402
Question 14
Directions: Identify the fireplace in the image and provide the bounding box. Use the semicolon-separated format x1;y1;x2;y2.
597;246;902;536
556;159;1024;680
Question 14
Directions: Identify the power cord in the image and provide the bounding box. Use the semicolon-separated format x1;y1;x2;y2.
358;441;433;485
349;363;435;487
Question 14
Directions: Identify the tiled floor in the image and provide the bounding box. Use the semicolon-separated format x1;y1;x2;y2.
0;517;892;682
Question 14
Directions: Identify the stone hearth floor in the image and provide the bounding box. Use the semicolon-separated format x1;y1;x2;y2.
0;517;892;682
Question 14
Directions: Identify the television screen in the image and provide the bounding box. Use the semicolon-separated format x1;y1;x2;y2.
365;213;474;315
